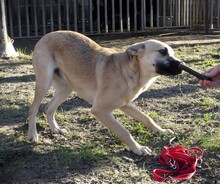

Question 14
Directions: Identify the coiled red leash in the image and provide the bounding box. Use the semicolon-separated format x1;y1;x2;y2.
152;145;203;181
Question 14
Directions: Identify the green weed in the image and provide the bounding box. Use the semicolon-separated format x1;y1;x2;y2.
198;131;220;151
16;48;32;60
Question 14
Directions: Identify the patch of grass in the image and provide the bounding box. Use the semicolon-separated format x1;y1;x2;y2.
16;48;32;60
78;144;108;162
198;131;220;151
1;104;24;119
56;113;72;122
10;104;21;110
148;111;160;120
0;72;6;80
191;112;218;128
196;96;216;107
36;114;48;129
42;144;109;169
206;47;220;59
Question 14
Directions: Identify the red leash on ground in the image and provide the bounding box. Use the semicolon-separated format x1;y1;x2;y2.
152;145;203;181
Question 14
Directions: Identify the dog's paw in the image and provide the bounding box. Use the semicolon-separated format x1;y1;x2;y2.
28;132;38;142
132;145;152;156
160;128;174;135
52;128;68;135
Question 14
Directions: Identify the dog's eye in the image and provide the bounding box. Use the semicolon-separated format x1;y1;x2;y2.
158;48;168;56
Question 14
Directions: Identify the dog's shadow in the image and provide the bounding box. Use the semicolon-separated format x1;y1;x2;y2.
139;83;203;100
60;84;201;111
0;129;158;183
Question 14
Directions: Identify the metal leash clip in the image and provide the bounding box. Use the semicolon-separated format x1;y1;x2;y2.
196;158;203;169
169;158;177;170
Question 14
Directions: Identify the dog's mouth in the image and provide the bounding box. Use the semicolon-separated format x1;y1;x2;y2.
155;58;183;76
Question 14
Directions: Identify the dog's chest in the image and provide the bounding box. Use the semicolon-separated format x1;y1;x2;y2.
128;87;146;102
127;77;157;102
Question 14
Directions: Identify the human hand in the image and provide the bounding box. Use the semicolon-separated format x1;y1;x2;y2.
197;64;220;87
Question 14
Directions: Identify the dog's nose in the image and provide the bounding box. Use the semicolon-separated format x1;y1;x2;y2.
167;57;181;68
167;57;182;64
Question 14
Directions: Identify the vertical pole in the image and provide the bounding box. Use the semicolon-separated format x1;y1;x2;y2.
104;0;108;33
17;0;22;37
25;0;30;37
119;0;123;32
177;0;180;26
33;0;38;36
112;0;115;32
163;0;166;27
8;0;13;37
205;0;209;33
150;0;153;27
74;0;77;31
141;0;144;30
134;0;137;31
143;0;146;28
186;0;189;26
210;0;213;29
217;0;220;29
89;0;93;33
50;0;54;32
189;0;192;29
170;0;173;27
82;0;85;33
42;0;46;35
156;0;159;27
97;0;100;33
183;0;186;25
66;0;70;30
58;0;62;30
127;0;130;31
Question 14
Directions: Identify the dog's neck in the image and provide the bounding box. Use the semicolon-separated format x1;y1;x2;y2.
113;51;158;101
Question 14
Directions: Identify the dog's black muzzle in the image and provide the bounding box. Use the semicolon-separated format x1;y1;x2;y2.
155;57;183;76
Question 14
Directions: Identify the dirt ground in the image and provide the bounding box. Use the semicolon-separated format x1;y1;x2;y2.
1;30;220;183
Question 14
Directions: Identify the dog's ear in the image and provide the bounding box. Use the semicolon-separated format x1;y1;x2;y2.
126;43;145;58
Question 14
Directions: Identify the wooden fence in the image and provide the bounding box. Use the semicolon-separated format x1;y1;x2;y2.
5;0;220;38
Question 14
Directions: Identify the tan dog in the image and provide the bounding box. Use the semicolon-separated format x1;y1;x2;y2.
28;31;182;156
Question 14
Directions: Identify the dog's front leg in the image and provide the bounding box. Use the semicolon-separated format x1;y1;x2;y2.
120;103;174;135
91;107;152;156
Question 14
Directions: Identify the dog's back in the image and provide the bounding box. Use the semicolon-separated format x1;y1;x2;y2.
33;31;102;68
31;31;123;104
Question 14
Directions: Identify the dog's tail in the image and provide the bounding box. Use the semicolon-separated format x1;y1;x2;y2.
32;40;57;89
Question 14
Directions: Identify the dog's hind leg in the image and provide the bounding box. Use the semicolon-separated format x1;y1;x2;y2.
28;54;55;142
120;103;174;135
28;72;54;142
45;77;71;134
